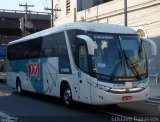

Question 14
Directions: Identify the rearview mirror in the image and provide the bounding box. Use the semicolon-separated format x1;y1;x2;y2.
141;38;157;56
76;35;94;55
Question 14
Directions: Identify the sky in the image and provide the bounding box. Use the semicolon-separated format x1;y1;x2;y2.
0;0;51;12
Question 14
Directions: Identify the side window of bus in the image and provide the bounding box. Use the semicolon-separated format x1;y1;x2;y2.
67;30;85;61
29;38;42;58
54;32;69;61
78;44;89;73
7;45;15;60
42;35;55;57
41;32;69;61
7;38;42;60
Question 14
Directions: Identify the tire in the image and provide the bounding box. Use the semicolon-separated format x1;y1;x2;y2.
16;79;23;95
63;85;72;107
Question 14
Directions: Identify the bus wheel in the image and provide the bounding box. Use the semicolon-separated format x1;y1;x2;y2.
16;79;23;95
63;85;72;107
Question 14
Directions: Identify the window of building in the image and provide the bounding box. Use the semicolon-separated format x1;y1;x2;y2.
66;0;70;15
77;0;113;12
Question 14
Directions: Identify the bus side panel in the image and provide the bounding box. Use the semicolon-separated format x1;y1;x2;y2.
6;59;15;88
7;57;74;98
7;59;41;92
6;60;30;90
42;57;59;96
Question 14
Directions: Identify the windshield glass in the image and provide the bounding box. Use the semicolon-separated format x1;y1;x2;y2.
87;32;147;80
119;36;147;78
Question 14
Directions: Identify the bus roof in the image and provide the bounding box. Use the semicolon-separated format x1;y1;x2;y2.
8;22;137;45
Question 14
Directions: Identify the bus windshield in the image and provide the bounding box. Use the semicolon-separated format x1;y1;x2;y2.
87;32;147;81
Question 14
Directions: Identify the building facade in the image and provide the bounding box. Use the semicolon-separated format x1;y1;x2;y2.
53;0;160;75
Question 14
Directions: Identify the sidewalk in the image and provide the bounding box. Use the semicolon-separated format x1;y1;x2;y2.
149;83;160;97
148;82;160;104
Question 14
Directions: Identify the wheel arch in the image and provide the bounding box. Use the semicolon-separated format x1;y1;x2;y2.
15;76;22;89
60;79;72;98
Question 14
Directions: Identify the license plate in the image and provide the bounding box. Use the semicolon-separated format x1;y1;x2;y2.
122;96;132;101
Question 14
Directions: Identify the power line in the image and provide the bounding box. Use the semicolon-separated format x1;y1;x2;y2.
45;0;61;27
19;3;34;35
40;0;48;12
19;3;34;23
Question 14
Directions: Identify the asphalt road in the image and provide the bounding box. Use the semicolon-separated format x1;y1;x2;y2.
0;83;160;122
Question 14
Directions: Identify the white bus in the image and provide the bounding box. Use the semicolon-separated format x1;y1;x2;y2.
6;22;156;106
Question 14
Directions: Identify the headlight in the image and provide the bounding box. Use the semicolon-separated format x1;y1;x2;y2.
87;81;110;92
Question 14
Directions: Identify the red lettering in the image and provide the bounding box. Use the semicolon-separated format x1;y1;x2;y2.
27;63;31;78
27;60;40;80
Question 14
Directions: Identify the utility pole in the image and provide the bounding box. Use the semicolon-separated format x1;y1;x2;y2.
45;0;61;27
74;8;77;22
19;3;34;35
124;0;128;26
19;3;34;25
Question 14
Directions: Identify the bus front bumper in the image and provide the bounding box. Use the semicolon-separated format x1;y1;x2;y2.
91;86;149;105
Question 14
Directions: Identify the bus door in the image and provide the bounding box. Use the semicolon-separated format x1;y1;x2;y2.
76;41;91;104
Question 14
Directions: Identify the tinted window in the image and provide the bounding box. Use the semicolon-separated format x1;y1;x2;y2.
7;32;69;61
42;34;55;57
67;29;85;61
78;45;89;73
54;32;68;60
29;38;42;58
42;32;69;60
7;38;42;60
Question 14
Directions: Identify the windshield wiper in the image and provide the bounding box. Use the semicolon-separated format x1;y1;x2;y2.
109;61;121;80
123;50;141;80
109;45;128;81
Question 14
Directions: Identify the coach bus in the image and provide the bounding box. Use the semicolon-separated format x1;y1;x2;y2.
6;22;156;106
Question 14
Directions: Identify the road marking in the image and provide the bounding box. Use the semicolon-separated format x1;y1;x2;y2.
97;109;143;122
0;111;18;122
